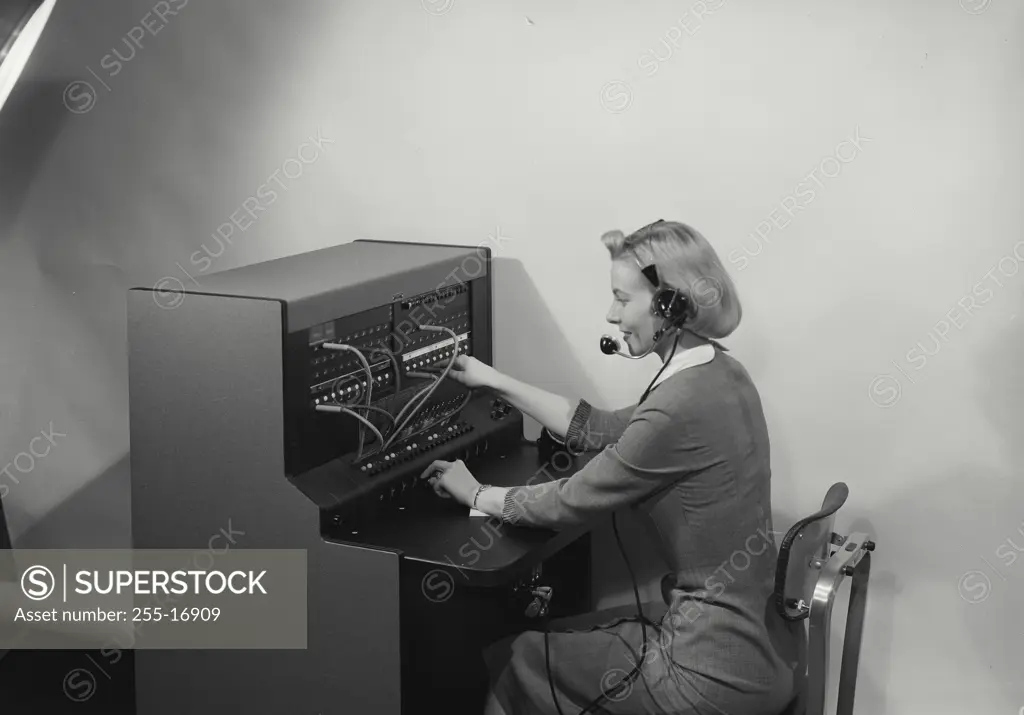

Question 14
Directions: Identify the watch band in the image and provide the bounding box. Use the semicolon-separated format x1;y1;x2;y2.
472;484;492;510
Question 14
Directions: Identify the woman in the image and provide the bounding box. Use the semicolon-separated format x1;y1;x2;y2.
419;220;801;715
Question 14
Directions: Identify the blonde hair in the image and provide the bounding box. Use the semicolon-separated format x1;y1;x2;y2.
600;220;742;339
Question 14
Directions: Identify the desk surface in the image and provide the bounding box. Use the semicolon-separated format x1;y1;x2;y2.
321;444;596;586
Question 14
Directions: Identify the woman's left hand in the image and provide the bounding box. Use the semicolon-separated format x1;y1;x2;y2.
420;459;479;506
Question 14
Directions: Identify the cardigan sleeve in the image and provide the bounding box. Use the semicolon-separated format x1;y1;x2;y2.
502;395;715;528
553;399;637;453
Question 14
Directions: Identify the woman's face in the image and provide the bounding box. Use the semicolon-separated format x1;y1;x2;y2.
605;259;659;355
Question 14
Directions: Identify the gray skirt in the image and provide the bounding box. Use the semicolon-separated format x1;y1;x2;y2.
483;601;795;715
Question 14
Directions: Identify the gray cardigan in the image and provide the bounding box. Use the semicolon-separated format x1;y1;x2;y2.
495;345;801;712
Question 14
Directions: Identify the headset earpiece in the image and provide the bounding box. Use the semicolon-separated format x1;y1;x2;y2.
634;253;691;326
652;288;691;325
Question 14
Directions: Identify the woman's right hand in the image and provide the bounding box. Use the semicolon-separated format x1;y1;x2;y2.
446;354;498;390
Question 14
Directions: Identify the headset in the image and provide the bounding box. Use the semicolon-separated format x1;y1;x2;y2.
600;219;694;361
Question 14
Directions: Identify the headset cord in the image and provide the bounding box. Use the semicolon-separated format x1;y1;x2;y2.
638;327;679;406
548;526;647;715
551;328;681;715
575;513;656;715
545;616;567;715
579;331;681;714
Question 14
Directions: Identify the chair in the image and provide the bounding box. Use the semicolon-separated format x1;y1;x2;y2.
773;483;875;715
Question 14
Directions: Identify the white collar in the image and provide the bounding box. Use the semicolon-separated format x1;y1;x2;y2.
650;342;716;389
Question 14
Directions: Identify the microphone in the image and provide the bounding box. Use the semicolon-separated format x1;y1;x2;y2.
599;334;659;360
599;335;618;355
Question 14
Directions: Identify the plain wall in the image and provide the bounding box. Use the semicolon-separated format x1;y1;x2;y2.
1;1;1022;713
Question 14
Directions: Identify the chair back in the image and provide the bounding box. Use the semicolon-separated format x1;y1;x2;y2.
772;482;875;715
